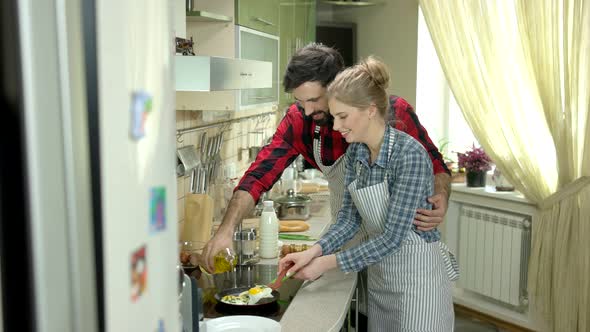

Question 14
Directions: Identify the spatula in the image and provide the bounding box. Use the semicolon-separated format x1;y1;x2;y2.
268;262;294;290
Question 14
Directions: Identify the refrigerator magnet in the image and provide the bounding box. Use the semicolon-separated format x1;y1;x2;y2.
130;245;147;302
149;186;166;233
130;90;153;140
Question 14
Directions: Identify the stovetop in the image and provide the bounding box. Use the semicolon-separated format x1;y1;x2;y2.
190;264;303;322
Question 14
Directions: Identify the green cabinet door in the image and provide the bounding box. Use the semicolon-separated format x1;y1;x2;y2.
279;0;295;110
278;0;316;110
303;0;316;45
294;0;316;47
236;0;280;36
239;27;280;109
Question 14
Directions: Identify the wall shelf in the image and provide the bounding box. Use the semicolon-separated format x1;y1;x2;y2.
320;1;378;7
186;10;232;23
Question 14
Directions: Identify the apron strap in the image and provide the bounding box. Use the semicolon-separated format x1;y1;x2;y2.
314;125;321;139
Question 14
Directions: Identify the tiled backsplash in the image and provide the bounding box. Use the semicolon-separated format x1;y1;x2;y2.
176;107;280;235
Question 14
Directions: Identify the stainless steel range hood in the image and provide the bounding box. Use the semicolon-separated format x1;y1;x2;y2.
175;55;272;91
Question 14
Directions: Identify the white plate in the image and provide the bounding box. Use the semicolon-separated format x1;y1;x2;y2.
201;315;281;332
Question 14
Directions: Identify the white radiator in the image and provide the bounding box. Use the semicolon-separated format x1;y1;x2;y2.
458;205;531;308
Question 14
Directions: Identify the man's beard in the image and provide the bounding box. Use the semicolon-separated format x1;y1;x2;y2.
309;110;333;127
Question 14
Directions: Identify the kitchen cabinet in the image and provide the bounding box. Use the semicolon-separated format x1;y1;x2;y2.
237;27;280;110
278;0;316;110
178;0;278;111
235;0;280;36
295;0;316;48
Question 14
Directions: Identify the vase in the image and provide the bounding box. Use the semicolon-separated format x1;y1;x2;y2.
492;167;514;191
466;170;486;187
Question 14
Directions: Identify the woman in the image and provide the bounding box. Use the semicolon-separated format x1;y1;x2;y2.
278;56;459;331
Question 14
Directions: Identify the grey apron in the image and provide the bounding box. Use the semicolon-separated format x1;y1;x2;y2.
312;126;369;314
347;129;457;332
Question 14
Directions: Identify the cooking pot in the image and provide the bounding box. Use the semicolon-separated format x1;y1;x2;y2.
273;189;311;220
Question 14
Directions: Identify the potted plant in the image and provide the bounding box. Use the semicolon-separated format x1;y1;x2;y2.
457;145;492;187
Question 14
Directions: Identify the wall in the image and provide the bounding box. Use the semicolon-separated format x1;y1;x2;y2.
324;0;420;107
175;109;279;235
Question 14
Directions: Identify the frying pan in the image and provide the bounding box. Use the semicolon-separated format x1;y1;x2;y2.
214;286;280;315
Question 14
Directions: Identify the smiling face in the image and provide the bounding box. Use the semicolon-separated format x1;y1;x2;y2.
292;81;332;126
329;98;372;144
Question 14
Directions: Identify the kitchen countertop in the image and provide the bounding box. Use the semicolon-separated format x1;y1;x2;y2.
258;193;358;332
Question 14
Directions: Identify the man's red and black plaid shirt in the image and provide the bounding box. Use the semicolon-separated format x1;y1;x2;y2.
237;96;450;202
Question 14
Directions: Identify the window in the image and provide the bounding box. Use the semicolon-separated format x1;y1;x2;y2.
416;7;479;165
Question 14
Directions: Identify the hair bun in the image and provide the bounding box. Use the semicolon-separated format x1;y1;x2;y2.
362;56;389;90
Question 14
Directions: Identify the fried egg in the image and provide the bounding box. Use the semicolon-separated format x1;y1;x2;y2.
240;285;274;305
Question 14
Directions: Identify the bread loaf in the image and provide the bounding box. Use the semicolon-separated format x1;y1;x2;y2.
279;220;309;232
280;243;310;257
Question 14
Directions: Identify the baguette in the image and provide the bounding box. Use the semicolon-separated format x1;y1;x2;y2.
279;220;309;232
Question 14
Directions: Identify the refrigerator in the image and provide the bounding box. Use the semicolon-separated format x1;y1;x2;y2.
1;0;180;331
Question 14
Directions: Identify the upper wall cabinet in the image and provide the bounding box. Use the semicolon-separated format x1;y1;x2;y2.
237;27;280;110
235;0;280;36
278;0;316;109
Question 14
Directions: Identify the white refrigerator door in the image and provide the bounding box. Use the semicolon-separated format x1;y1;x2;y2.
96;1;179;331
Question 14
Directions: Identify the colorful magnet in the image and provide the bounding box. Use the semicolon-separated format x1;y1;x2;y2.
130;90;153;140
150;186;166;233
130;245;147;302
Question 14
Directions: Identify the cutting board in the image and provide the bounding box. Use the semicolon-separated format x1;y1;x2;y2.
181;193;214;244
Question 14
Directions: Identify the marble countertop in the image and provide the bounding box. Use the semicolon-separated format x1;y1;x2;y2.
262;193;358;332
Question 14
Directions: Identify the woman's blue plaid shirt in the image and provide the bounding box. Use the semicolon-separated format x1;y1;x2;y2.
317;126;441;273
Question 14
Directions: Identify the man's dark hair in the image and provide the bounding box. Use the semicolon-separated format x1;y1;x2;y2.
283;43;345;92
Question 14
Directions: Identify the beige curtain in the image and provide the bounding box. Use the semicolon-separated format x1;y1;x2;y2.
419;1;590;331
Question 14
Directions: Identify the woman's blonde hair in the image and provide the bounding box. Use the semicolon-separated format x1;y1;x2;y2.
326;56;390;117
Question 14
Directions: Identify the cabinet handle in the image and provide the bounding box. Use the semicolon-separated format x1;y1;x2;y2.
251;96;271;100
253;17;276;26
240;72;253;77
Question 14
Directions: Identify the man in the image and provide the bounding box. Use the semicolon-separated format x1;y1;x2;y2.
201;43;451;273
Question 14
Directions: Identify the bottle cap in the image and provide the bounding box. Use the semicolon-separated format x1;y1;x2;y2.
263;200;274;207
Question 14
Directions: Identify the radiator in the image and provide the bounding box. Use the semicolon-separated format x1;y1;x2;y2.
458;205;531;308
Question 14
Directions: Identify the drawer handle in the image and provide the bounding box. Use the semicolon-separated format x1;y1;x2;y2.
240;72;253;77
251;96;271;100
253;17;276;26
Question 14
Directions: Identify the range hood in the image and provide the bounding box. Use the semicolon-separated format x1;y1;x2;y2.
175;55;272;91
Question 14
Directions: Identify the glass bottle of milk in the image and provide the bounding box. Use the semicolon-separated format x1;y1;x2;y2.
259;200;279;258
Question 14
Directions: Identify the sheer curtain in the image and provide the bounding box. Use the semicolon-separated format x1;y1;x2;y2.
419;1;590;330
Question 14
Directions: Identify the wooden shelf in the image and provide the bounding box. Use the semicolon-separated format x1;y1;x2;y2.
320;0;378;6
186;10;232;23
